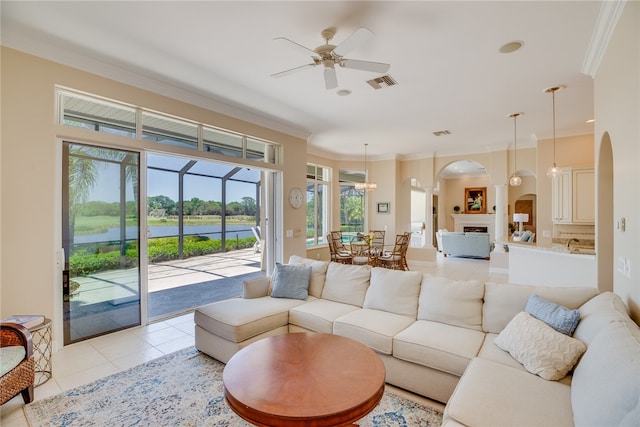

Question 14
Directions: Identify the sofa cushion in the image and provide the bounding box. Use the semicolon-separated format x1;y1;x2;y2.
242;276;271;299
363;267;422;318
494;312;586;380
572;320;640;427
477;333;528;372
321;262;371;307
573;291;632;345
0;346;26;376
393;320;485;376
289;299;360;334
444;358;573;427
270;263;312;300
525;294;580;336
418;276;484;331
333;308;415;355
194;296;309;343
288;255;329;298
482;282;598;334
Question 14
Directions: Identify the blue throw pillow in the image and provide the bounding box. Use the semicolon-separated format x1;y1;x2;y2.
525;294;580;336
270;263;312;300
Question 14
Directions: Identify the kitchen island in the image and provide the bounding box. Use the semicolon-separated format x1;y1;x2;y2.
508;242;596;287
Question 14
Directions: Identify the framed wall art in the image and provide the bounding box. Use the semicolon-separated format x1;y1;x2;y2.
465;187;487;214
377;202;390;214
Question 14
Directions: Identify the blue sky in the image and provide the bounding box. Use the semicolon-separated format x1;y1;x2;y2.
88;157;259;204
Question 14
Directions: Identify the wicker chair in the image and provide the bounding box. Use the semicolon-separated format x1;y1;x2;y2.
1;323;35;405
327;233;352;264
378;233;410;270
368;230;386;259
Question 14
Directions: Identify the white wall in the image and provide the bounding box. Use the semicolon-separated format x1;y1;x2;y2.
593;1;640;322
0;48;307;343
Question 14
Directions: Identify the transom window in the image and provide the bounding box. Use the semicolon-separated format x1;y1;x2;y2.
56;87;280;165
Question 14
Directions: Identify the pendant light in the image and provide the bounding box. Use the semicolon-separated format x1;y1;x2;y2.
508;112;523;187
544;85;565;177
354;143;377;191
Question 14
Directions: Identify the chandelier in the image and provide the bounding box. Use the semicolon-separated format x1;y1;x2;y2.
355;143;377;191
508;112;523;187
545;85;565;177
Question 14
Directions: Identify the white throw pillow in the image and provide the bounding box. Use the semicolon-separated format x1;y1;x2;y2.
288;255;329;298
494;312;586;380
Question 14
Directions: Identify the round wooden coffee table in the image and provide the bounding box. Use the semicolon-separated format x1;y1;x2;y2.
223;332;386;426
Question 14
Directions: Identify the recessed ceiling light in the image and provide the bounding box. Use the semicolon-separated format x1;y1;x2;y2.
499;40;524;54
336;89;351;96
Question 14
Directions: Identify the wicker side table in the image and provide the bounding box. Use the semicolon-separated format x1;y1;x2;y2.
28;318;52;386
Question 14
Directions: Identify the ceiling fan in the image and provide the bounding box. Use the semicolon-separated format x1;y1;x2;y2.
271;27;390;90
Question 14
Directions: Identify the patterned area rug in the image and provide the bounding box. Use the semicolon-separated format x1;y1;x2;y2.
25;346;443;426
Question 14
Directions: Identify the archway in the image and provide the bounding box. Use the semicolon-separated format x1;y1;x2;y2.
597;132;614;292
436;159;490;233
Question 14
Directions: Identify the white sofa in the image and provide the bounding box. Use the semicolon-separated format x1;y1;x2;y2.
440;232;491;259
194;256;640;426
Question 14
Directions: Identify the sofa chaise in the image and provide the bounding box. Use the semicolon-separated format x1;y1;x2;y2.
194;256;640;426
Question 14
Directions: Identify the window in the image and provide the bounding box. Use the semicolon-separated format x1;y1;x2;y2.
306;164;330;247
142;112;198;149
56;87;281;164
339;169;366;238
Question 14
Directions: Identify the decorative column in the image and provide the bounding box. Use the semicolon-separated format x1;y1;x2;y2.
425;188;435;248
494;184;507;252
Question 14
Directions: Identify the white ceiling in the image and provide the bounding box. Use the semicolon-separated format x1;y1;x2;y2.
1;1;603;160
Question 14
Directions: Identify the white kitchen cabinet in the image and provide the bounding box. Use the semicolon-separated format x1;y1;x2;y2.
552;168;594;224
572;168;595;223
552;170;572;223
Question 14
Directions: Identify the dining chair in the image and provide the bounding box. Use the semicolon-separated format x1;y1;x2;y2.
368;230;385;258
378;233;409;270
327;234;352;264
350;235;375;266
329;231;350;253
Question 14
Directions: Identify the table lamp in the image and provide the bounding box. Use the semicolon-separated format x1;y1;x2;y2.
513;213;529;239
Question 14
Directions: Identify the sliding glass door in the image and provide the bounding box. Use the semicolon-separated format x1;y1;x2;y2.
62;142;141;345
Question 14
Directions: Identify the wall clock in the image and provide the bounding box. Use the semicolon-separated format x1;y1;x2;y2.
288;187;304;209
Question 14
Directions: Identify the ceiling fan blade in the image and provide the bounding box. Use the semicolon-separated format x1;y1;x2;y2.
324;67;338;90
270;63;316;78
274;37;317;57
340;58;390;74
333;27;374;57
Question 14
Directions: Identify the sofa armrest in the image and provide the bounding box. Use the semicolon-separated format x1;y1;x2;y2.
242;276;271;299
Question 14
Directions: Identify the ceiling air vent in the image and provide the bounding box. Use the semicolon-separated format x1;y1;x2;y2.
366;75;398;90
433;130;451;136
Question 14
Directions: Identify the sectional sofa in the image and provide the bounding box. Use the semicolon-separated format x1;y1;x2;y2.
194;256;640;426
440;232;491;259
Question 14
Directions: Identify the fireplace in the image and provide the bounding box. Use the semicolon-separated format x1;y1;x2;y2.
451;214;496;241
464;226;488;233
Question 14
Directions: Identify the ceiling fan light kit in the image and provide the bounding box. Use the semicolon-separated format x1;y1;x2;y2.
272;27;390;90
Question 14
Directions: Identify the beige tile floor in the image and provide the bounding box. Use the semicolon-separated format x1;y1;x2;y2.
1;253;505;426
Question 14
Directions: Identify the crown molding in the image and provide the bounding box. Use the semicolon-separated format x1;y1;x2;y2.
582;0;627;77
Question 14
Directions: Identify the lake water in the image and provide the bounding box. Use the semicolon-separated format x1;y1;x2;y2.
74;224;256;244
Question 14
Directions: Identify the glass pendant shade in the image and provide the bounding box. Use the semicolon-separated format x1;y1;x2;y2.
546;163;560;177
508;112;522;187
